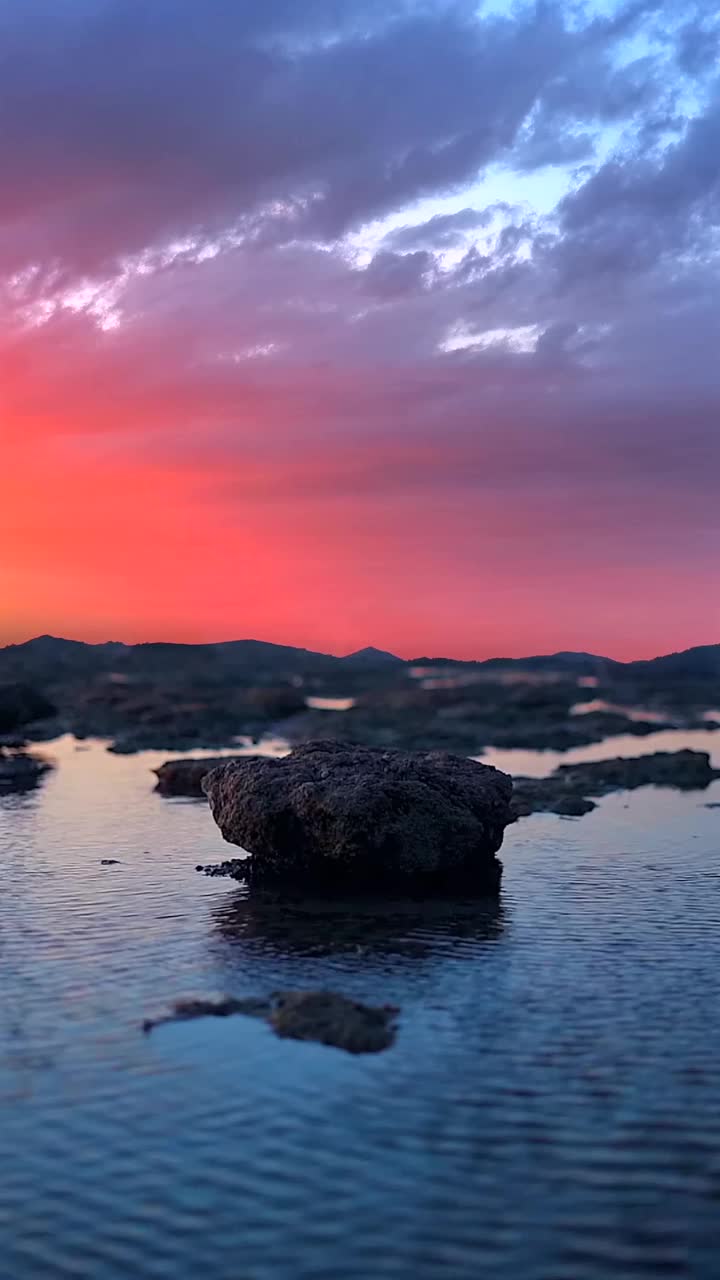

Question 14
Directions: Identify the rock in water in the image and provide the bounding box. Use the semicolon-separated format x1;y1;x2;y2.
142;990;398;1054
0;749;52;792
202;739;512;891
270;991;397;1053
511;749;720;818
154;756;250;797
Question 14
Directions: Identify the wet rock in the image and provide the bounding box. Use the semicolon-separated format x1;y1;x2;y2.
270;991;398;1053
511;780;597;818
554;749;718;793
154;756;249;796
0;683;56;733
142;990;398;1053
196;858;253;877
511;750;720;819
0;749;53;792
202;740;513;892
142;994;271;1032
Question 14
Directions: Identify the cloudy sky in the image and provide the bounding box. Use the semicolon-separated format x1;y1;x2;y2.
1;0;718;657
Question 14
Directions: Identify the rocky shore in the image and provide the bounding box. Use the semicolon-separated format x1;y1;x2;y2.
1;637;717;757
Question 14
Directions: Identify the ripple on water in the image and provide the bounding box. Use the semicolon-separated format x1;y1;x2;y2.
1;736;720;1279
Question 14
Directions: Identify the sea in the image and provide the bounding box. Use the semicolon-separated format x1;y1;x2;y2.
1;727;719;1279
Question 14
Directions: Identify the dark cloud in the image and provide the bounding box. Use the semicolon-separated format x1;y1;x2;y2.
0;0;683;278
0;0;717;591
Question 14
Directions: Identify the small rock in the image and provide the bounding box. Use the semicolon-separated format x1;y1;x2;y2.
196;858;253;878
0;749;53;792
141;990;398;1053
270;991;398;1054
154;756;249;797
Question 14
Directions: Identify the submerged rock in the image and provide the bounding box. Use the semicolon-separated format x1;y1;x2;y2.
0;749;52;792
154;756;249;797
512;749;720;818
143;995;271;1032
511;780;597;818
143;990;398;1053
202;740;513;892
270;991;398;1053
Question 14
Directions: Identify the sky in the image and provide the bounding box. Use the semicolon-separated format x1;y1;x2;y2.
1;0;719;659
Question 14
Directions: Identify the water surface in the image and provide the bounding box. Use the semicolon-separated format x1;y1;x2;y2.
1;734;719;1279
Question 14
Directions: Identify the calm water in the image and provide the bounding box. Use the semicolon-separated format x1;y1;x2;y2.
1;734;720;1279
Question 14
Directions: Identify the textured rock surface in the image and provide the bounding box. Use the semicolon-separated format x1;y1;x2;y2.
203;739;512;891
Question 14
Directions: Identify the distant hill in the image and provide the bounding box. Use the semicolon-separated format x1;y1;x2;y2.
410;651;620;676
0;635;717;687
625;645;720;680
341;647;404;667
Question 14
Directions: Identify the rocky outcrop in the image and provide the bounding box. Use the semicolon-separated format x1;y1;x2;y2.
202;739;512;892
154;756;249;796
512;749;720;818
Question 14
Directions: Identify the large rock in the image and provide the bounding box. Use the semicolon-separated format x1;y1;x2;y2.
202;739;512;891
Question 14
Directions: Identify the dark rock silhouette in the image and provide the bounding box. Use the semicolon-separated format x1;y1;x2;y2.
512;750;720;818
0;683;56;733
2;635;716;755
154;756;249;796
0;748;53;792
202;740;512;892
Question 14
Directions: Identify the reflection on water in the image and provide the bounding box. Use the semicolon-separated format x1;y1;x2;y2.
305;695;356;710
477;726;720;779
212;889;505;963
569;697;670;722
1;735;720;1279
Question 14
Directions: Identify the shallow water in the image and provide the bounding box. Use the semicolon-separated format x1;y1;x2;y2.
2;734;720;1279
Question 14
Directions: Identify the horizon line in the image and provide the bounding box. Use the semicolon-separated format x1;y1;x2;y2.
2;632;717;667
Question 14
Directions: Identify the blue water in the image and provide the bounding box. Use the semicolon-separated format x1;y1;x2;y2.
1;734;720;1279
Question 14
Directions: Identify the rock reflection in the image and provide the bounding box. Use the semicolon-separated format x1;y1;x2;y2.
211;888;506;963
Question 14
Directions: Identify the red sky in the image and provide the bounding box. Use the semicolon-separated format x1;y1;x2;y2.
1;1;718;660
1;335;715;660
